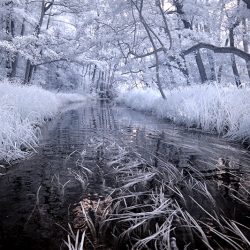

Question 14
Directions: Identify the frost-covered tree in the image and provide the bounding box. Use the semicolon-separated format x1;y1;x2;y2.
0;0;249;94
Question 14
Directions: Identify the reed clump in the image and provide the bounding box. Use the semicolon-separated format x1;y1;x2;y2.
68;136;250;250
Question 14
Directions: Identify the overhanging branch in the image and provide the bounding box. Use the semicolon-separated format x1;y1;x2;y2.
183;43;250;61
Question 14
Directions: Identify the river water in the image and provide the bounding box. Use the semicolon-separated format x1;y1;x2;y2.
0;101;249;250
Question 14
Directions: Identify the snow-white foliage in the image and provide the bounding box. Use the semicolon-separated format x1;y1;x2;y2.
0;81;85;162
117;84;250;142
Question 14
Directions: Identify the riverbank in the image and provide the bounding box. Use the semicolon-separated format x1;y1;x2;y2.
0;80;85;162
117;84;250;143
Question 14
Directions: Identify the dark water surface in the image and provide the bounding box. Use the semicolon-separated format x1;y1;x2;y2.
0;101;249;250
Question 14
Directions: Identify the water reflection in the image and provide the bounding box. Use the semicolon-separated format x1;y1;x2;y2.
0;100;249;249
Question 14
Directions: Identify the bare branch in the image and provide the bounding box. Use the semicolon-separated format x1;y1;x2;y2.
129;48;165;58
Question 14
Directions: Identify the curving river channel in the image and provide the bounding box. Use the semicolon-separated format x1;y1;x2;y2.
0;100;249;250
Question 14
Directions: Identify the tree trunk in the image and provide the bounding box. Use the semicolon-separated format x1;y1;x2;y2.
180;55;190;85
229;28;241;87
217;65;223;83
131;1;166;99
24;60;34;84
23;0;54;84
5;1;15;79
10;0;28;78
195;50;208;83
231;55;241;87
242;18;250;80
217;39;229;83
206;51;216;81
156;0;172;49
173;0;207;84
167;64;176;86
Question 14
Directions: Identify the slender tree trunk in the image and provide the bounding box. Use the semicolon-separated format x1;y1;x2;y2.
5;1;15;79
131;1;166;99
217;39;229;83
177;32;190;84
33;4;54;76
173;0;206;84
24;0;45;83
195;50;208;83
181;57;190;85
156;0;172;49
229;28;241;87
167;64;176;86
23;0;54;84
242;18;250;80
83;65;87;77
24;60;34;84
88;64;92;78
206;51;216;81
140;17;165;96
10;0;28;78
231;55;241;87
217;65;223;83
46;6;53;30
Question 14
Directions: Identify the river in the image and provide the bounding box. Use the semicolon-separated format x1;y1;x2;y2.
0;100;249;249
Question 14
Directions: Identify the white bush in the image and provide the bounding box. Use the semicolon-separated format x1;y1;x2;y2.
0;80;85;162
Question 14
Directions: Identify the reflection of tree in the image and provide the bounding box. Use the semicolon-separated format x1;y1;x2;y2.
214;158;242;198
89;101;118;131
90;107;97;129
154;132;194;169
154;132;163;168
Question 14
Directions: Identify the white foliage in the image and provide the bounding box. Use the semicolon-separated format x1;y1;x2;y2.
0;80;85;162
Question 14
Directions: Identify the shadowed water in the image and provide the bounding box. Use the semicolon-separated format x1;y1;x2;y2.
0;100;249;249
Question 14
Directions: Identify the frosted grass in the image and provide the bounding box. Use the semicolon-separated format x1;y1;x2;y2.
68;135;250;249
0;80;85;162
118;84;250;142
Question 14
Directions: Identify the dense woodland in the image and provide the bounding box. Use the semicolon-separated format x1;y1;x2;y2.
0;0;250;95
